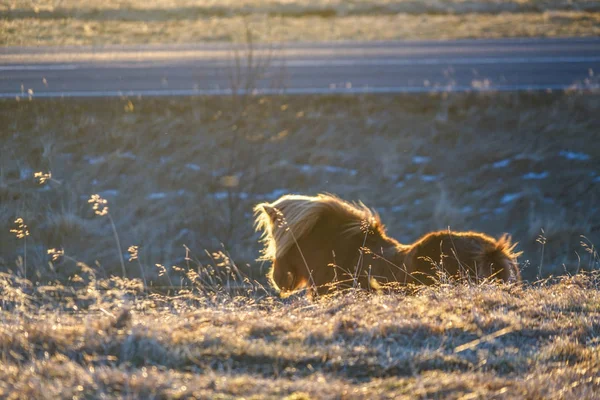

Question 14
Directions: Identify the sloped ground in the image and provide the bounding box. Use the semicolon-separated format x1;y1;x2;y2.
2;0;600;45
1;92;599;285
1;272;599;399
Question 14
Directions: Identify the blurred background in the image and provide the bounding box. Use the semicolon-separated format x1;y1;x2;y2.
1;0;599;286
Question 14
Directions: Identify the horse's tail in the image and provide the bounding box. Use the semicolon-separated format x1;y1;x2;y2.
480;234;522;282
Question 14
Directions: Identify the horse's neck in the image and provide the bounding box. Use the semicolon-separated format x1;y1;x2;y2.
395;243;411;253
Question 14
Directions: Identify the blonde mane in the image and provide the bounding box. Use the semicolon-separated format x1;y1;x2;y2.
254;194;384;262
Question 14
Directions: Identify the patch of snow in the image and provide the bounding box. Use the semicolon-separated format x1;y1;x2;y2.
160;156;171;164
493;207;505;215
412;156;431;164
211;168;228;177
212;191;228;200
413;199;422;205
99;189;119;197
461;206;474;213
118;151;136;160
296;164;357;176
594;176;600;183
147;192;167;200
395;181;405;188
559;150;591;161
420;175;439;182
211;191;249;200
20;167;33;180
515;153;542;161
492;159;511;168
523;172;549;180
85;156;105;165
323;165;358;176
185;163;202;172
391;205;405;213
500;193;521;204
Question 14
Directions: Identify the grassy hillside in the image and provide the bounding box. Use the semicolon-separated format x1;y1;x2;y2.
1;92;599;286
1;272;599;398
2;0;600;46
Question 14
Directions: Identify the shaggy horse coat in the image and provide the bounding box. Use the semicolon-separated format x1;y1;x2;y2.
255;194;521;294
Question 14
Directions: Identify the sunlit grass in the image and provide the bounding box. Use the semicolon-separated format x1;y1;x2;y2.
1;7;599;46
0;270;599;398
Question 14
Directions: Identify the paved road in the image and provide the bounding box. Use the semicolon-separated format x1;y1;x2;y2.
1;38;599;98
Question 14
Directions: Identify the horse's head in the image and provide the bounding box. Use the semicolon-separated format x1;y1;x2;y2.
255;200;309;294
404;231;522;285
268;259;297;293
475;234;522;283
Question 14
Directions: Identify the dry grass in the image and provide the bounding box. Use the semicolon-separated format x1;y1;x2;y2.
2;0;600;46
4;0;600;15
5;0;600;14
1;271;599;398
1;92;599;286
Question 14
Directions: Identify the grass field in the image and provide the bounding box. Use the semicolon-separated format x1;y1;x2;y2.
1;51;600;398
1;92;599;286
1;271;599;398
3;2;599;396
2;0;600;46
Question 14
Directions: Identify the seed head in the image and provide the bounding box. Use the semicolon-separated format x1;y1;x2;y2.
47;248;64;261
88;194;109;216
10;218;29;239
34;171;52;184
128;245;139;262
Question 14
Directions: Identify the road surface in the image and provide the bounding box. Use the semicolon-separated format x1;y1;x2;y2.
1;38;599;98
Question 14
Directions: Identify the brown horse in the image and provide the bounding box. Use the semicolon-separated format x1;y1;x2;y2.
254;194;521;294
